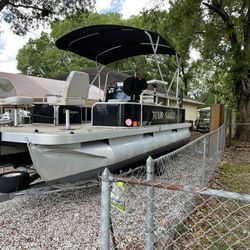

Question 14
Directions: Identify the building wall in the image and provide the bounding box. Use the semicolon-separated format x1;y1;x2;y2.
158;97;200;123
183;102;199;122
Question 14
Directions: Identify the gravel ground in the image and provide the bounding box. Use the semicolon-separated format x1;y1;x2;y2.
0;144;212;250
0;186;101;250
0;132;229;249
0;178;193;250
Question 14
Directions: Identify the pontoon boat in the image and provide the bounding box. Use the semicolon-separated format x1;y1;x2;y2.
0;25;191;191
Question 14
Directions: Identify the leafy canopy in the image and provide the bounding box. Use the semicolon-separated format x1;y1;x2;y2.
17;12;124;77
0;0;95;35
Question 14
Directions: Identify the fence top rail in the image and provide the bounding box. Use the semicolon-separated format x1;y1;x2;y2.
227;123;250;125
154;124;224;162
112;176;250;202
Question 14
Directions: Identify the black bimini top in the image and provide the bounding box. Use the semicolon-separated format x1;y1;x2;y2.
55;24;176;65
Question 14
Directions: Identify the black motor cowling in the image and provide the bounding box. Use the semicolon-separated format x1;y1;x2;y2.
123;76;148;102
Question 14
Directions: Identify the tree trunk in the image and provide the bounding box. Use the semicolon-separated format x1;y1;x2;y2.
235;79;250;141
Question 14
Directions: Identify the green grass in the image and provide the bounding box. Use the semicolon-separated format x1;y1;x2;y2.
173;146;250;249
220;163;250;194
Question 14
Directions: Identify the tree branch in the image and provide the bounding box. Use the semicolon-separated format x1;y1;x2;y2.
243;1;250;49
240;0;247;17
241;79;250;96
194;31;205;35
180;64;188;94
203;1;239;50
8;2;44;12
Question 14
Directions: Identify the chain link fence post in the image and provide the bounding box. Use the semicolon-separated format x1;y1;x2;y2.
222;124;226;150
202;137;207;186
100;168;112;250
145;156;155;250
220;125;224;153
216;128;220;164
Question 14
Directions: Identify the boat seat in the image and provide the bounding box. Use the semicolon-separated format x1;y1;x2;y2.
46;95;63;105
142;95;154;104
57;71;89;106
3;96;33;105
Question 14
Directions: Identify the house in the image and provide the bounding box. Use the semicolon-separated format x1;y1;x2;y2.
0;71;103;102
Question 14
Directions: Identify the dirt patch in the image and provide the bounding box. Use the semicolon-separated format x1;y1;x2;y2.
215;143;250;193
223;143;250;165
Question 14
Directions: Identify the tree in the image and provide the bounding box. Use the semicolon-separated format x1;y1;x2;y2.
0;0;95;35
126;8;200;95
16;32;88;77
202;0;250;141
160;0;250;141
16;12;123;77
188;59;231;106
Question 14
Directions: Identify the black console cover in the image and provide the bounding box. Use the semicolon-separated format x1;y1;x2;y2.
33;104;54;124
92;103;185;127
58;106;81;124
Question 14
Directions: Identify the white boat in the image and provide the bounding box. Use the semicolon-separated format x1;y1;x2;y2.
0;25;191;191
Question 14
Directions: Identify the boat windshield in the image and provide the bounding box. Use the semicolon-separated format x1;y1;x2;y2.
105;86;130;102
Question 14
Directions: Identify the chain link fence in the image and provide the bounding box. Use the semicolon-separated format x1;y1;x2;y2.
100;125;250;249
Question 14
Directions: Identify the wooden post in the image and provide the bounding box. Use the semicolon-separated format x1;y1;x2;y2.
210;104;224;131
208;104;224;156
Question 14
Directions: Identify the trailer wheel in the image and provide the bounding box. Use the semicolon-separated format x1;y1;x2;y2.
0;171;30;193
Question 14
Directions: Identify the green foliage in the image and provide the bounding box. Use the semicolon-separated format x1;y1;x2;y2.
167;0;201;61
0;0;95;35
163;0;250;111
16;12;123;77
16;32;92;77
50;12;123;39
122;10;184;86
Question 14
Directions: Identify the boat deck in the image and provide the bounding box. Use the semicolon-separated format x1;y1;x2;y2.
0;122;191;145
1;122;100;134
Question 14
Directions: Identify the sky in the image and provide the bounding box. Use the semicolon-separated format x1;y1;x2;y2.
0;0;169;74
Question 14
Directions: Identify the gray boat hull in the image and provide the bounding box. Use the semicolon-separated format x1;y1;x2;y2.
28;124;191;184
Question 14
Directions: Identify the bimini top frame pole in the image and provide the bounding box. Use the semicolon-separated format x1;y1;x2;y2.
144;31;164;81
90;29;173;100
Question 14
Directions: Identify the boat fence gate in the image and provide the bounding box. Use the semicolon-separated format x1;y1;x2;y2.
100;125;250;249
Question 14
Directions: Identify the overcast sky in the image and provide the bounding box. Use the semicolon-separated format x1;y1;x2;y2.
0;0;169;74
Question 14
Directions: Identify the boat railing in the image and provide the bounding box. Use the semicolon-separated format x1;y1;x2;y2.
139;89;173;106
0;96;33;126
